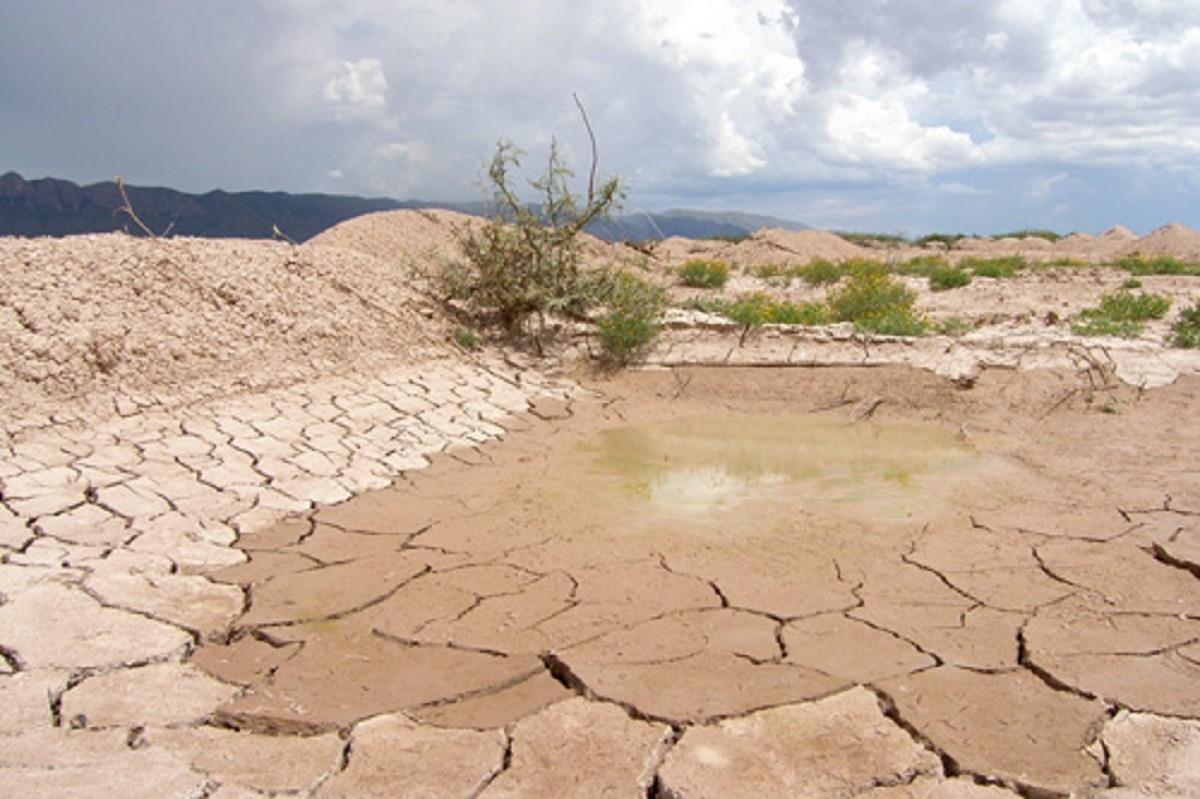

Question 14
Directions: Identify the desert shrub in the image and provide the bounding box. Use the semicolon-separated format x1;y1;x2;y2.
593;269;667;362
927;266;973;292
440;136;620;348
1044;256;1090;268
718;292;830;327
827;270;926;336
843;257;890;277
1171;303;1200;348
1121;278;1143;290
913;233;966;248
1113;253;1200;276
705;232;751;243
1072;289;1171;338
453;328;482;351
896;255;949;277
934;316;973;336
678;258;730;288
798;258;845;285
836;231;908;247
961;255;1027;278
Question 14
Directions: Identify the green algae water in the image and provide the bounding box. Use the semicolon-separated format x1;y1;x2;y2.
584;412;985;521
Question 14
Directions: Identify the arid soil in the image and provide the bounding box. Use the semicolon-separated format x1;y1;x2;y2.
186;365;1200;797
0;233;449;426
2;216;1200;797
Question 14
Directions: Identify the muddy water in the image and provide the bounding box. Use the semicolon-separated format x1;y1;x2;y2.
586;412;986;521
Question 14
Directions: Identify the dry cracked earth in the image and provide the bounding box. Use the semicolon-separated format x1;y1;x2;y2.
3;357;1200;798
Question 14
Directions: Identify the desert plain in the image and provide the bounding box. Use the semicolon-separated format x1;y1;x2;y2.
2;210;1200;797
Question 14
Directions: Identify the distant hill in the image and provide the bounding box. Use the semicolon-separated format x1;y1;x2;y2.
0;172;808;242
0;172;409;242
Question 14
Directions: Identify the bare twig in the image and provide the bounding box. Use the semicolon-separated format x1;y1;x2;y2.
573;92;597;206
272;223;298;246
114;176;159;238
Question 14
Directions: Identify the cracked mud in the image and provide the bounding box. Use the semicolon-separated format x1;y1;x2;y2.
4;362;1200;797
186;366;1200;797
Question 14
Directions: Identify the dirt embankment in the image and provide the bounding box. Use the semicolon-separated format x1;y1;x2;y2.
0;234;448;424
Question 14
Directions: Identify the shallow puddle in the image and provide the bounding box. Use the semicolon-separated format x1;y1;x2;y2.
583;412;988;524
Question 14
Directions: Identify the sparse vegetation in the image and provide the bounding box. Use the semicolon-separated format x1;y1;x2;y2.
1121;278;1143;290
927;266;972;292
1112;253;1200;276
705;292;831;328
827;267;926;336
453;327;482;351
994;229;1061;242
798;258;846;285
1044;256;1091;268
704;232;751;243
934;316;973;336
1072;289;1172;338
1171;303;1200;348
961;255;1027;279
678;258;730;289
836;231;908;247
896;255;950;277
593;269;667;362
440;99;629;353
913;233;967;248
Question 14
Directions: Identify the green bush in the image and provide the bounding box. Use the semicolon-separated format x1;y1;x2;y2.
1112;253;1200;276
913;233;966;248
679;259;730;288
719;292;830;327
836;231;908;247
1044;256;1091;268
896;255;949;277
934;316;973;336
798;258;845;285
827;270;926;335
453;328;482;351
928;266;972;292
1072;289;1172;338
1171;303;1200;348
961;255;1027;278
594;269;667;362
994;229;1061;242
440;139;620;348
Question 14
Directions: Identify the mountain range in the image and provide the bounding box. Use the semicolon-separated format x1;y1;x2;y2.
0;172;807;243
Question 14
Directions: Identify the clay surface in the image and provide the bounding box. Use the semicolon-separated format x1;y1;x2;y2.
3;219;1200;797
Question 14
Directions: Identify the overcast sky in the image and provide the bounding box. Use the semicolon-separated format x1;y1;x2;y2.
4;0;1200;234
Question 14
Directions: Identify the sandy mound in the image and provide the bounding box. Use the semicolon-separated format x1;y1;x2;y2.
309;207;633;273
1102;225;1138;242
306;208;482;271
0;234;447;421
652;237;725;264
721;229;868;265
1122;222;1200;258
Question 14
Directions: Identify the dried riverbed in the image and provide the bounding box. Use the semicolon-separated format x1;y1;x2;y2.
192;365;1200;797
